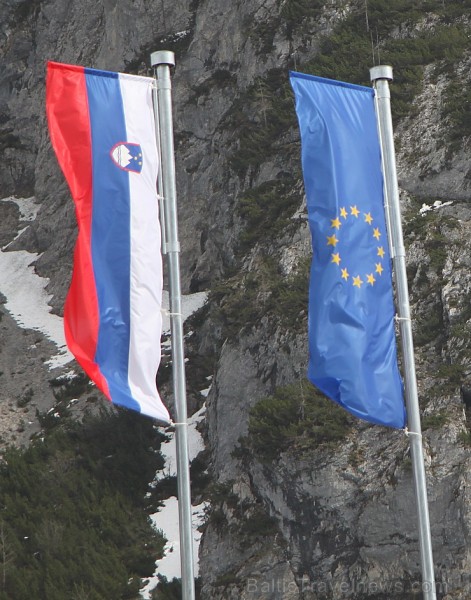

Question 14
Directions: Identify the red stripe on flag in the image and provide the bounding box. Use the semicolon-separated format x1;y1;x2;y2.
46;62;110;398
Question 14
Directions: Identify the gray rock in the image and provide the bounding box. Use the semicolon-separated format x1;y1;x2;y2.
1;0;471;597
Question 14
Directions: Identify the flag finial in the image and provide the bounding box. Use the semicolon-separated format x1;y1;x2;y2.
370;64;393;81
150;50;175;67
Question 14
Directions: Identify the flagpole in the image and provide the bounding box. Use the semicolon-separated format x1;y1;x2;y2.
151;74;167;254
151;50;196;600
370;65;436;600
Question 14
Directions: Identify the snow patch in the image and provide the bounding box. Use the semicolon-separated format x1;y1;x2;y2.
0;195;40;222
419;199;453;215
141;499;208;598
141;405;207;597
199;377;213;398
0;253;207;368
0;194;207;371
0;247;73;368
161;291;207;333
153;404;206;482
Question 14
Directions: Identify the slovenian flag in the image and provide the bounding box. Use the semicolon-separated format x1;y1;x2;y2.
46;61;169;423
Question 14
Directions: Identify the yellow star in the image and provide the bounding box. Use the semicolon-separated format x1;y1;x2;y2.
377;246;385;258
327;234;338;247
364;212;373;225
331;253;341;265
375;262;384;275
350;205;360;218
352;275;363;288
340;207;348;219
373;227;381;240
366;273;376;285
331;217;341;230
341;268;349;280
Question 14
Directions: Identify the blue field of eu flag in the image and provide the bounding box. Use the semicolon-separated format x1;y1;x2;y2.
290;71;406;429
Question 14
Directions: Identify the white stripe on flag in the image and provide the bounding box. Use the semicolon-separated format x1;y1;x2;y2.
119;74;168;422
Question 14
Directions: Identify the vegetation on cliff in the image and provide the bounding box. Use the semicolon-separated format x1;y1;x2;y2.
0;410;165;599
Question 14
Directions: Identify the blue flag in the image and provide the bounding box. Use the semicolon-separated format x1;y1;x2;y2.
290;71;406;429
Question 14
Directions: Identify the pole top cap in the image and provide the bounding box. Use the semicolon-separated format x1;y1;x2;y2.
370;65;393;82
150;50;176;67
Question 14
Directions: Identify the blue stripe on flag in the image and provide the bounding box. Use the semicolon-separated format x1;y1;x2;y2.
85;70;139;413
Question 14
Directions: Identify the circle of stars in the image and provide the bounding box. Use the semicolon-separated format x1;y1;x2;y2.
326;205;386;289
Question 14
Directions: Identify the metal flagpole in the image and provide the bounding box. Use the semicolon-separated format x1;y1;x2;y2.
151;50;196;600
151;73;167;255
370;65;436;600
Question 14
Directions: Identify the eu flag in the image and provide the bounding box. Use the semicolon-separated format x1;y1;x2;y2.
290;71;406;429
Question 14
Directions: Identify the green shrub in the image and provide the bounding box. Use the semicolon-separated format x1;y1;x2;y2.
244;380;351;461
237;176;301;251
224;69;297;176
0;410;166;599
414;307;443;347
49;372;91;402
17;388;34;408
151;576;202;598
421;412;448;430
210;255;309;337
239;506;278;538
442;80;471;155
152;577;182;599
459;431;471;447
228;1;470;187
279;0;324;39
267;257;310;327
302;2;470;121
435;362;465;390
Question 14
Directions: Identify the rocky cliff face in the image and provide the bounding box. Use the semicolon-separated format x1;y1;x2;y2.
0;0;470;598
